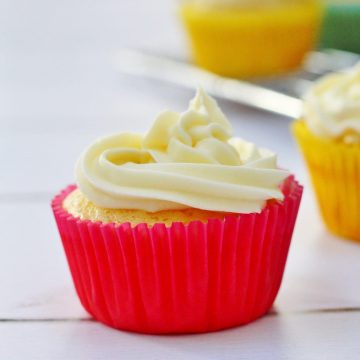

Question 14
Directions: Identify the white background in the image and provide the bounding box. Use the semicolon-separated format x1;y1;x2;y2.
1;1;360;359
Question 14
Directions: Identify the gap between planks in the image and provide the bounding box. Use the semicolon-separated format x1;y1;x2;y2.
1;307;360;323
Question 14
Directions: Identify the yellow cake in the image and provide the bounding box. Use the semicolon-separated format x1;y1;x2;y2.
64;188;228;226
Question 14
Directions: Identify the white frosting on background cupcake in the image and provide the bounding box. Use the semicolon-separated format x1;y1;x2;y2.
303;63;360;144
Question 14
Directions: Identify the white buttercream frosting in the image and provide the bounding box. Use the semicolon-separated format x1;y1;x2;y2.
303;63;360;143
76;89;289;213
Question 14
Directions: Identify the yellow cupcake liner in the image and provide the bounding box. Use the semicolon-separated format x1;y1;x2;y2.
180;3;323;77
292;121;360;243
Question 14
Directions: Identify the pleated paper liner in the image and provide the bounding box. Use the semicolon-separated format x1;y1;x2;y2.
52;176;302;334
293;121;360;243
179;2;322;77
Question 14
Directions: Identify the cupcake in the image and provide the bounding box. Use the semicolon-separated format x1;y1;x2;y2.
292;64;360;242
52;89;303;334
320;0;360;54
179;0;323;77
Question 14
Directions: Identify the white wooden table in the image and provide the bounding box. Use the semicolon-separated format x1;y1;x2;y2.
1;1;360;359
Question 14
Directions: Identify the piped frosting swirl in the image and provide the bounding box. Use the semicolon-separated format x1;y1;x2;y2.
303;63;360;144
76;89;289;213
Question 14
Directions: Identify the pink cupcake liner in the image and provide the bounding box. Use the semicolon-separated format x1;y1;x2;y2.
51;176;302;334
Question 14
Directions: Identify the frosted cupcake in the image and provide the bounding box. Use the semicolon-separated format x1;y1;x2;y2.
292;64;360;242
180;0;322;77
52;89;303;334
320;0;360;53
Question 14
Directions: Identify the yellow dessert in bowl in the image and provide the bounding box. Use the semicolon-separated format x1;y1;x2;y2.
180;0;323;77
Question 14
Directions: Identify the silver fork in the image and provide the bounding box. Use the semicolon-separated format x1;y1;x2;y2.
113;49;360;119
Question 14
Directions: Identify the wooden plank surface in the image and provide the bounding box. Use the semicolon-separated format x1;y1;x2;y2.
1;312;360;360
1;0;360;358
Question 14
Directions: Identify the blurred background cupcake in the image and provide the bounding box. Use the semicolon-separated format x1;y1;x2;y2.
292;63;360;242
319;0;360;53
180;0;323;77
